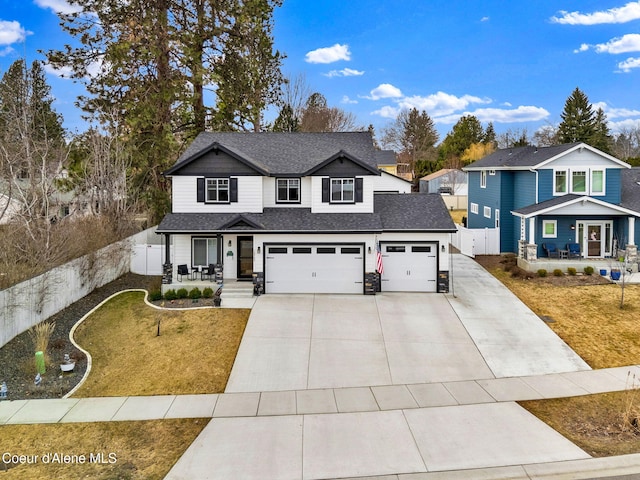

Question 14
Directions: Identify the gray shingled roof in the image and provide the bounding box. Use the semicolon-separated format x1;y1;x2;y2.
157;194;457;234
511;194;584;216
465;143;581;170
621;167;640;212
168;131;380;176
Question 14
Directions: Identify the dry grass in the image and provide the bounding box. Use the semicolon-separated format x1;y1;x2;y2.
477;257;640;368
72;291;249;397
521;390;640;457
28;321;56;355
449;209;467;225
0;419;206;479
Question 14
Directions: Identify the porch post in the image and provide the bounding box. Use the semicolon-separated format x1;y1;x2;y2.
629;217;636;246
528;217;535;244
162;233;172;284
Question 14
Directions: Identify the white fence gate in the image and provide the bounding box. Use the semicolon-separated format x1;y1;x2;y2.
452;225;501;257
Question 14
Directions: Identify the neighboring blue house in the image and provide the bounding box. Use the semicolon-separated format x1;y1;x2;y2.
463;143;640;262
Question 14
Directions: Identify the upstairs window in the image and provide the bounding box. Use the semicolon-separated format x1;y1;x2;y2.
206;178;229;203
277;178;300;203
331;178;355;202
554;170;567;194
571;170;587;193
591;170;604;195
480;170;487;188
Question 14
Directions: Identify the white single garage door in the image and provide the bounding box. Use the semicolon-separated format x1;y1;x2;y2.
381;243;438;292
265;244;364;294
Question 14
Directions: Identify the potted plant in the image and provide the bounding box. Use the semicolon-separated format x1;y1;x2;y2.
610;268;622;281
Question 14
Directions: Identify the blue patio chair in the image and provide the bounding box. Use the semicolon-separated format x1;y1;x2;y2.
542;243;560;259
566;243;581;259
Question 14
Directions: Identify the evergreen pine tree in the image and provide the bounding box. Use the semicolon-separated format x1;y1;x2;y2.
557;87;596;144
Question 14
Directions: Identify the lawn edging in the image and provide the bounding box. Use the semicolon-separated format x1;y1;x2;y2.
64;289;149;398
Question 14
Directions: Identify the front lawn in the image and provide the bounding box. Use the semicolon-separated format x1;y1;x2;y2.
72;291;250;397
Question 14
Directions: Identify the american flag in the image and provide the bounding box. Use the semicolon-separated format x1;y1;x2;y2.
375;242;384;274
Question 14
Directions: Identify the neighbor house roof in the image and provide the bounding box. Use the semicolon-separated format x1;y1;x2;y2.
157;194;457;234
419;169;467;182
464;143;628;171
375;150;397;167
620;167;640;213
165;131;381;176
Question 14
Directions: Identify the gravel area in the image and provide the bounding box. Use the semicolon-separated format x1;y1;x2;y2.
0;273;158;401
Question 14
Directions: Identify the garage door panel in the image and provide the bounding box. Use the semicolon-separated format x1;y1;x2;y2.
381;243;438;292
265;245;363;294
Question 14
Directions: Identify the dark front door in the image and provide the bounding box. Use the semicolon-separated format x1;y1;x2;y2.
237;236;254;280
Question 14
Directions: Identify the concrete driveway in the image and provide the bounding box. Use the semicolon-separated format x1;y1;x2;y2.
225;254;590;393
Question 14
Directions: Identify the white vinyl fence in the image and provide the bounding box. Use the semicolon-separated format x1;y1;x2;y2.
0;226;160;348
452;225;501;257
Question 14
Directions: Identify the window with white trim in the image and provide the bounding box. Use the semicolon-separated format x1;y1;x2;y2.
192;237;218;268
470;203;479;214
331;178;354;202
480;170;487;188
276;178;300;203
554;170;567;194
542;220;557;238
489;169;496;175
571;170;587;193
591;169;605;195
206;178;229;202
483;206;491;218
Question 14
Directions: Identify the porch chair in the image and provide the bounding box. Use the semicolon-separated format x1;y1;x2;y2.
566;243;581;259
177;264;192;281
201;263;215;281
542;243;560;259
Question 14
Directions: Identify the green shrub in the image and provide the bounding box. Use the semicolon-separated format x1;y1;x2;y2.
202;287;214;299
537;269;547;277
149;289;163;301
177;288;189;299
553;269;563;277
189;287;202;299
163;289;177;301
584;266;594;275
567;267;577;276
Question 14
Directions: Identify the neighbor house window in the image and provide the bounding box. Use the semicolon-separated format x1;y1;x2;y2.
331;178;354;202
554;170;567;194
470;203;479;214
192;237;218;268
480;170;487;188
542;220;557;238
591;169;605;195
484;206;491;218
571;170;587;193
277;178;300;203
206;178;229;202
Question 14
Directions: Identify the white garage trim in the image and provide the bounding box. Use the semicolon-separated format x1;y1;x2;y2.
264;243;365;294
380;241;438;292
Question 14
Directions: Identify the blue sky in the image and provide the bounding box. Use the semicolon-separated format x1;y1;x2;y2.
2;0;640;142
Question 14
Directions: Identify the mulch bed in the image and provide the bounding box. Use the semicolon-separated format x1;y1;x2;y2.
0;274;158;401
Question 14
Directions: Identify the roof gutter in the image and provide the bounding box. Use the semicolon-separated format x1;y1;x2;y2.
529;168;539;204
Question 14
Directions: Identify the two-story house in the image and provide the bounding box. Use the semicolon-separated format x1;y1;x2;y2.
464;142;640;263
157;132;457;294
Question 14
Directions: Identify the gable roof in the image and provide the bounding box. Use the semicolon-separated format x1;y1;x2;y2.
165;131;380;176
375;150;396;167
621;167;640;212
420;169;466;182
464;143;628;171
511;193;640;218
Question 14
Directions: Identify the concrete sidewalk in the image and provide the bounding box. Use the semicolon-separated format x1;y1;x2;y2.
2;366;640;478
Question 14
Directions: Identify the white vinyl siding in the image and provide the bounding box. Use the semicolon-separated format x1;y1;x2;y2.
263;177;311;208
172;176;263;213
374;172;412;193
311;176;374;213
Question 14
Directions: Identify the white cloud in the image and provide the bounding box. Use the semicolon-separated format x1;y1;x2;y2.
44;58;103;79
398;92;490;117
434;106;549;125
480;16;490;22
574;43;590;53
596;34;640;54
323;68;365;78
34;0;83;14
305;43;351;64
366;83;403;100
371;105;400;119
0;20;31;46
617;56;640;72
551;1;640;25
0;46;14;56
609;118;640;132
341;95;358;104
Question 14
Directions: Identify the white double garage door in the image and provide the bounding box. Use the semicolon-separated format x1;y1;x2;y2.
264;242;438;294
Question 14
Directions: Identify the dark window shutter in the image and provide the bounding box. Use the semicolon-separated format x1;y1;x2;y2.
355;177;364;203
322;178;330;203
197;178;205;202
230;178;238;202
